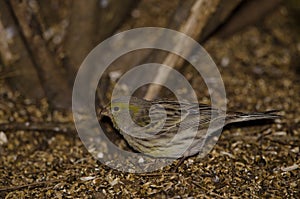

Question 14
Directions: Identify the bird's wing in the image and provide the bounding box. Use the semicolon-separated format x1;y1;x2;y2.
151;101;222;131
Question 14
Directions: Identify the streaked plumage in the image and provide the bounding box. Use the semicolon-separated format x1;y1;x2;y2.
101;96;280;160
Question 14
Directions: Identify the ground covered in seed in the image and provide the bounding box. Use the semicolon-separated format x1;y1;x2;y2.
0;6;299;198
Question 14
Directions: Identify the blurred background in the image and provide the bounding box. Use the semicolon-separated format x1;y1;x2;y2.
1;0;297;109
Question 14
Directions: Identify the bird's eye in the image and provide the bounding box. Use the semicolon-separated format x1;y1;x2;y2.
113;106;120;112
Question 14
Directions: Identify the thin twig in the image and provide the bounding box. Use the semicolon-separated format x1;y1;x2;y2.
192;181;225;199
136;172;176;177
0;122;76;133
0;179;64;192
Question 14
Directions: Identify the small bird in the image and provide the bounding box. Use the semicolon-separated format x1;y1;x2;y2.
100;96;280;165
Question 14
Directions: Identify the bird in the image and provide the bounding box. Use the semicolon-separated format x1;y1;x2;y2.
100;96;280;167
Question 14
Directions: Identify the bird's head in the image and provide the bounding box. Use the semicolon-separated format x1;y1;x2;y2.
100;96;150;126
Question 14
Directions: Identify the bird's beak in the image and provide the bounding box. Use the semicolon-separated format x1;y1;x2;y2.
100;108;109;118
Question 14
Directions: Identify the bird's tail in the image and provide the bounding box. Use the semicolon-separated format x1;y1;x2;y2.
225;110;281;124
